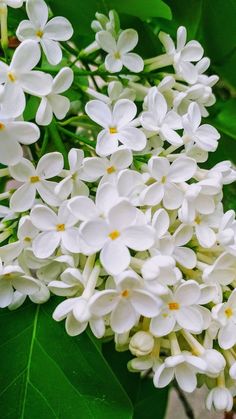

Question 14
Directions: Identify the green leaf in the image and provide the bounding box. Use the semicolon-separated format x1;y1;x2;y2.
103;341;169;419
0;300;133;419
163;0;203;38
213;99;236;140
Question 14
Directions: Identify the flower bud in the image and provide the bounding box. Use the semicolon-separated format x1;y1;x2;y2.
129;331;154;356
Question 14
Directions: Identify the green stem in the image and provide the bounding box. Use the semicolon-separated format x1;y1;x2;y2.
0;4;8;61
58;126;96;149
39;128;49;158
48;121;69;168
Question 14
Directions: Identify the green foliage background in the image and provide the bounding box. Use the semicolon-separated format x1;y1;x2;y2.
0;1;236;418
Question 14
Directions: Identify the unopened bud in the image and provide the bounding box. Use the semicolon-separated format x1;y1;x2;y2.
129;331;154;356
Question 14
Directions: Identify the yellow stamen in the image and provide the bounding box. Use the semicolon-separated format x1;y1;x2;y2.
121;289;129;298
56;224;65;232
106;166;116;174
30;176;40;183
114;51;121;59
36;30;43;38
195;215;201;225
24;236;31;243
7;72;16;82
168;302;179;310
225;307;233;318
0;122;5;130
109;127;118;134
161;176;166;184
109;230;120;240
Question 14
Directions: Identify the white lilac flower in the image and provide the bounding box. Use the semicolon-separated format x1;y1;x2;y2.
159;26;204;83
0;116;40;165
203;253;236;287
55;148;89;200
0;40;52;117
48;268;84;297
90;271;161;333
80;200;155;275
212;289;236;349
96;29;144;73
9;152;64;211
206;387;233;412
30;202;80;258
183;103;220;151
154;352;206;393
142;255;181;295
16;0;73;65
81;147;133;183
140;156;196;208
150;281;204;336
85;98;146;156
36;67;74;125
0;0;23;8
141;90;183;146
0;259;39;308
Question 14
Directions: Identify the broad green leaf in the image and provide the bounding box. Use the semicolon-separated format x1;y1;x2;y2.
103;341;169;419
0;300;133;419
162;0;203;39
213;99;236;140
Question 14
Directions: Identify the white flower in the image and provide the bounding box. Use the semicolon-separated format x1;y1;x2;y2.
36;67;73;125
183;103;220;151
55;148;89;200
141;156;196;208
142;255;181;295
0;116;40;165
0;215;39;263
48;268;84;297
129;331;155;356
0;259;39;308
16;0;73;65
85;98;146;156
53;295;105;337
96;29;144;73
203;253;236;286
212;289;236;349
81;147;133;183
0;0;23;7
206;387;233;412
90;271;161;333
159;26;204;83
154;352;206;393
0;40;52;117
30;202;80;258
9;152;64;211
80;200;155;275
141;90;183;146
150;281;204;336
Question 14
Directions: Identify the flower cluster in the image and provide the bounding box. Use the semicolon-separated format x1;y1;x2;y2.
0;1;236;413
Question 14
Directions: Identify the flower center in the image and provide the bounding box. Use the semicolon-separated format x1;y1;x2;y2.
121;289;129;298
109;230;120;240
0;122;5;130
161;176;167;184
24;236;31;243
195;215;201;225
7;72;16;82
56;224;65;232
114;51;121;59
109;127;118;134
106;166;116;174
168;302;179;310
36;29;44;38
225;307;233;318
30;176;40;183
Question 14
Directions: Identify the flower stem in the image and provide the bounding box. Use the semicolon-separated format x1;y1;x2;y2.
48;121;69;168
0;4;8;61
58;125;96;148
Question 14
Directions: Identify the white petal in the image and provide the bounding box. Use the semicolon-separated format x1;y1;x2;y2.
149;156;169;179
175;280;200;305
154;364;174;388
108;200;137;231
113;99;136;127
110;147;133;169
152;209;170;238
48;94;70;119
36;97;53;126
150;313;175;337
53;298;77;321
105;54;123;73
37;152;64;179
65;313;87;336
181;41;203;62
195;223;216;248
96;130;119;156
100;240;130;275
85;100;112;128
174;247;197;269
131;290;160;317
80;219;108;250
174;224;193;246
32;231;60;258
122;53;144;72
53;67;73;94
36;181;61;206
122;225;155;251
1;82;25;118
90;290;118;316
176;307;203;332
96;31;116;53
6;121;40;145
119;127;146;151
61;229;80;253
18;71;52;96
30;204;58;230
218;323;236;349
68;196;97;221
159;125;183;145
110;299;137;333
16;20;38;41
175;364;197;393
10;184;36;212
9;158;35;181
44;17;73;41
11;40;41;72
168;157;196;182
117;29;138;53
41;38;62;65
163;183;184;210
0;282;13;308
26;0;48;28
141;183;164;206
12;276;39;294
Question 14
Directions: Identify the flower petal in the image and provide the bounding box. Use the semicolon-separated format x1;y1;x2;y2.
26;0;48;28
10;184;36;212
90;290;118;316
85;100;112;128
110;299;137;333
100;240;130;275
32;231;61;258
41;38;62;65
150;312;175;336
37;152;64;179
131;290;160;317
122;225;155;251
122;53;144;72
30;204;58;230
44;17;73;41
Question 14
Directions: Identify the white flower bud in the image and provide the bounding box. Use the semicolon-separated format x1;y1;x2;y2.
129;331;154;356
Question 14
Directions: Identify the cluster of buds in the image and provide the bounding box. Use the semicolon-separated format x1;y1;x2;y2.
0;0;236;413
